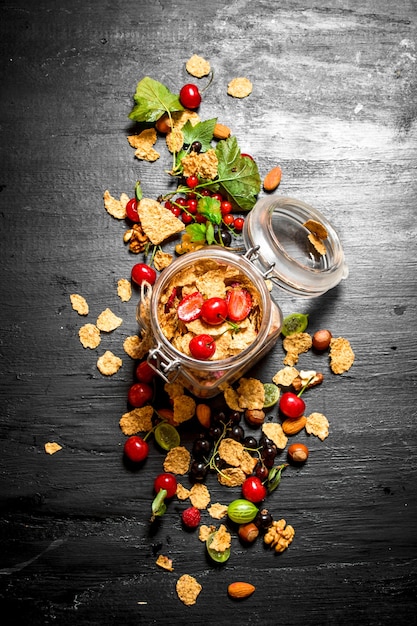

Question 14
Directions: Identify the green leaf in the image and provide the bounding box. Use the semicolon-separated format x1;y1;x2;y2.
128;77;184;123
216;136;261;211
206;222;215;245
267;464;287;494
182;118;217;152
186;223;206;242
197;196;222;225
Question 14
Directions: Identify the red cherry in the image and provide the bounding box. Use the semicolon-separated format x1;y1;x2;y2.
123;436;149;463
126;198;140;223
189;334;216;360
135;360;156;384
242;476;267;503
131;263;157;286
279;392;306;419
127;382;153;408
154;473;177;498
179;84;201;109
200;297;228;325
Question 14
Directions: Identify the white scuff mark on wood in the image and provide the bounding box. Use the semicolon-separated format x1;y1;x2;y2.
354;103;363;115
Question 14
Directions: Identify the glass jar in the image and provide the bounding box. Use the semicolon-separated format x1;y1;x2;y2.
138;195;347;398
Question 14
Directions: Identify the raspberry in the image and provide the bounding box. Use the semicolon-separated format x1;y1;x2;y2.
181;506;201;529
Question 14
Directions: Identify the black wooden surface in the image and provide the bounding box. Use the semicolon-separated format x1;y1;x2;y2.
1;1;416;624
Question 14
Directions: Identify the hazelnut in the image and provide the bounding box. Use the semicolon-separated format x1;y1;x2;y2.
244;409;265;427
312;329;332;351
287;442;309;463
238;522;259;543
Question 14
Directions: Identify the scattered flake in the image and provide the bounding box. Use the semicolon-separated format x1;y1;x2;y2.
208;503;228;519
329;337;355;374
166;127;184;153
305;412;329;441
117;278;132;302
264;519;295;553
223;385;241;411
103;189;128;219
272;366;299;387
119;406;154;436
153;250;173;271
186;54;211;77
44;442;62;455
189;483;211;509
164;381;185;400
79;323;101;349
308;233;327;256
163;446;191;475
262;422;288;450
176;483;191;500
199;524;216;542
127;128;160;161
123;334;152;360
171;110;200;129
137;198;184;245
218;438;245;467
217;467;246;487
236;377;265;410
172;394;196;426
156;554;173;571
176;574;202;606
96;308;123;332
209;524;231;551
227;77;253;98
283;332;312;366
97;350;122;376
70;293;89;315
181;149;218;179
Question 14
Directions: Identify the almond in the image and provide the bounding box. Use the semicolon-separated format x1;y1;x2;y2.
213;123;231;139
227;581;256;599
196;403;211;429
282;415;307;435
263;166;282;191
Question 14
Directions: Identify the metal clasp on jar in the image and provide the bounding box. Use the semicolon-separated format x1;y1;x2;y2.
244;245;276;280
148;343;181;383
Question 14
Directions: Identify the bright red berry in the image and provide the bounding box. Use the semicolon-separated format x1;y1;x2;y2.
233;217;245;232
127;382;153;408
189;334;216;360
123;436;149;463
179;84;201;109
126;198;140;223
131;263;157;286
181;506;201;529
186;175;199;189
242;476;267;503
154;473;177;498
220;200;233;215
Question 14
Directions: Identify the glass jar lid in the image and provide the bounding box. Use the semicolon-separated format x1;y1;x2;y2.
243;196;348;297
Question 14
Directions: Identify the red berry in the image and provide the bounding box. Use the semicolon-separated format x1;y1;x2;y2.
181;212;193;224
220;200;233;215
211;192;223;203
179;84;201;109
223;214;235;227
233;217;245;232
279;392;306;419
226;287;252;322
135;360;156;384
126;198;140;223
127;382;153;408
189;334;216;360
187;198;198;214
181;506;201;529
186;175;199;189
123;436;149;463
177;291;204;322
131;263;157;286
171;206;182;217
242;476;267;503
154;473;177;498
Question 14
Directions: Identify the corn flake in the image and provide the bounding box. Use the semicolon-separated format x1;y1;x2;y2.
283;332;312;366
137;198;184;245
119;406;154;436
96;308;123;332
262;422;288;450
79;323;101;349
329;337;355;374
308;233;327;256
208;503;228;519
305;412;329;440
176;483;191;500
227;77;253;98
70;293;89;315
199;525;216;542
272;366;299;387
117;278;132;302
303;219;328;240
123;334;152;360
181;149;218;180
163;446;191;475
166;127;184;153
217;467;247;487
209;524;231;552
103;189;128;219
172;394;196;425
186;54;211;78
171;110;200;129
153;250;173;271
127;128;160;162
176;574;202;606
156;554;174;571
236;377;265;410
97;350;122;376
44;442;62;455
189;483;210;509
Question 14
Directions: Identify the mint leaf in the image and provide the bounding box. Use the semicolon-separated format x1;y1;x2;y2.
182;118;217;152
186;223;206;242
128;77;184;123
197;196;222;225
216;136;261;211
206;222;215;245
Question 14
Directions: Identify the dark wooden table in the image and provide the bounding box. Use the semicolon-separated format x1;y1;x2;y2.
1;1;416;624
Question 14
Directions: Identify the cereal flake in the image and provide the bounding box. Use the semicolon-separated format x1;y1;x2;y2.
329;337;355;374
305;412;329;440
189;483;211;509
103;189;128;219
153;250;173;271
117;278;132;302
176;574;202;606
70;294;89;315
156;554;174;571
208;503;228;519
79;323;101;349
262;422;288;450
123;334;152;360
44;442;62;455
283;332;312;366
176;483;191;500
186;54;211;78
97;350;122;376
119;406;154;436
127;128;160;162
137;198;184;245
163;446;191;475
227;77;253;98
96;308;123;332
273;366;299;387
